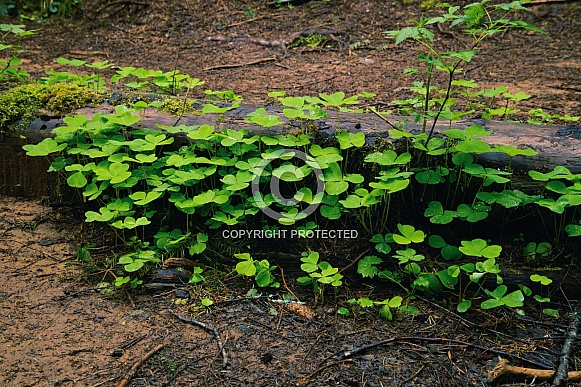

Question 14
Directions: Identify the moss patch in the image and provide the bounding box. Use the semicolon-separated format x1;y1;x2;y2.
0;83;105;131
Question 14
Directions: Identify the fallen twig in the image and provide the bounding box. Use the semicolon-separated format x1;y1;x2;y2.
298;359;353;385
170;311;228;369
488;357;581;382
116;343;165;387
269;75;336;90
203;57;277;71
323;336;554;370
552;304;581;386
338;248;370;274
223;14;283;29
368;106;399;130
206;35;285;49
96;0;148;14
524;0;581;6
279;266;301;302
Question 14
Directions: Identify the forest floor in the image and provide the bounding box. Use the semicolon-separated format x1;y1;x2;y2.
1;0;581;386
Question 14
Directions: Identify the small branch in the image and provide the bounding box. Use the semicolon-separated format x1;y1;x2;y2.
96;0;148;14
323;336;554;370
116;343;165;387
488;357;581;382
524;0;581;6
298;359;353;385
206;35;285;49
269;75;336;90
203;57;277;71
338;248;370;274
170;311;228;369
223;14;283;29
368;107;399;130
279;267;301;302
173;82;192;127
552;304;581;386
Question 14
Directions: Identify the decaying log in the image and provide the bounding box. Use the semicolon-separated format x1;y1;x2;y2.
488;357;581;383
21;104;581;173
2;103;580;198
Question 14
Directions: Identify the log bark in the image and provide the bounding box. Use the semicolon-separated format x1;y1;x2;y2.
2;103;580;198
21;104;581;173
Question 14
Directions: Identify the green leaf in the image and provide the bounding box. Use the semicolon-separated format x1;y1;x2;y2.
459;239;502;258
503;290;524;308
384;26;434;45
23;138;67;156
565;223;581;237
457;299;472;313
455;139;491;154
428;235;446;249
393;224;425;244
236;260;256;277
129;190;163;205
357;255;383;278
67;172;87;188
530;274;553;285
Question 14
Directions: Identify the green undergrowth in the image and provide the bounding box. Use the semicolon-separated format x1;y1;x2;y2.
8;0;581;320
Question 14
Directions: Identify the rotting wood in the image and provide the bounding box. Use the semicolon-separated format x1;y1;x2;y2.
15;105;581;174
3;103;581;199
488;357;581;383
16;104;581;174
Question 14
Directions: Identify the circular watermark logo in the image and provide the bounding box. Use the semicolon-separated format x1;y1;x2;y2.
251;148;325;221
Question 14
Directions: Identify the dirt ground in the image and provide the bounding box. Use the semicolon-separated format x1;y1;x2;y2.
2;0;581;386
1;196;578;387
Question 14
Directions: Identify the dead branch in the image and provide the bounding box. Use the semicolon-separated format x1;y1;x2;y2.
524;0;581;5
488;357;581;382
552;304;581;386
324;336;554;370
298;359;353;385
279;266;301;302
116;343;165;387
269;75;337;90
170;311;228;369
368;106;399;130
205;29;347;57
338;248;370;274
203;57;277;71
205;35;286;49
96;0;148;14
223;14;283;29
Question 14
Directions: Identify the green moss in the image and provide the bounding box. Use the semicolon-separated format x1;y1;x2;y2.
159;97;201;116
0;83;105;131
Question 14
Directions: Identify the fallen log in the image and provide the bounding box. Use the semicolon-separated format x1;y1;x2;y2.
2;103;580;199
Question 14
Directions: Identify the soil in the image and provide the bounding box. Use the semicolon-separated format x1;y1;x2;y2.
2;0;581;386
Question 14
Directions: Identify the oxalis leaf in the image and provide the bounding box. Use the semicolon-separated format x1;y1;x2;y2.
459;239;501;258
392;224;425;245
